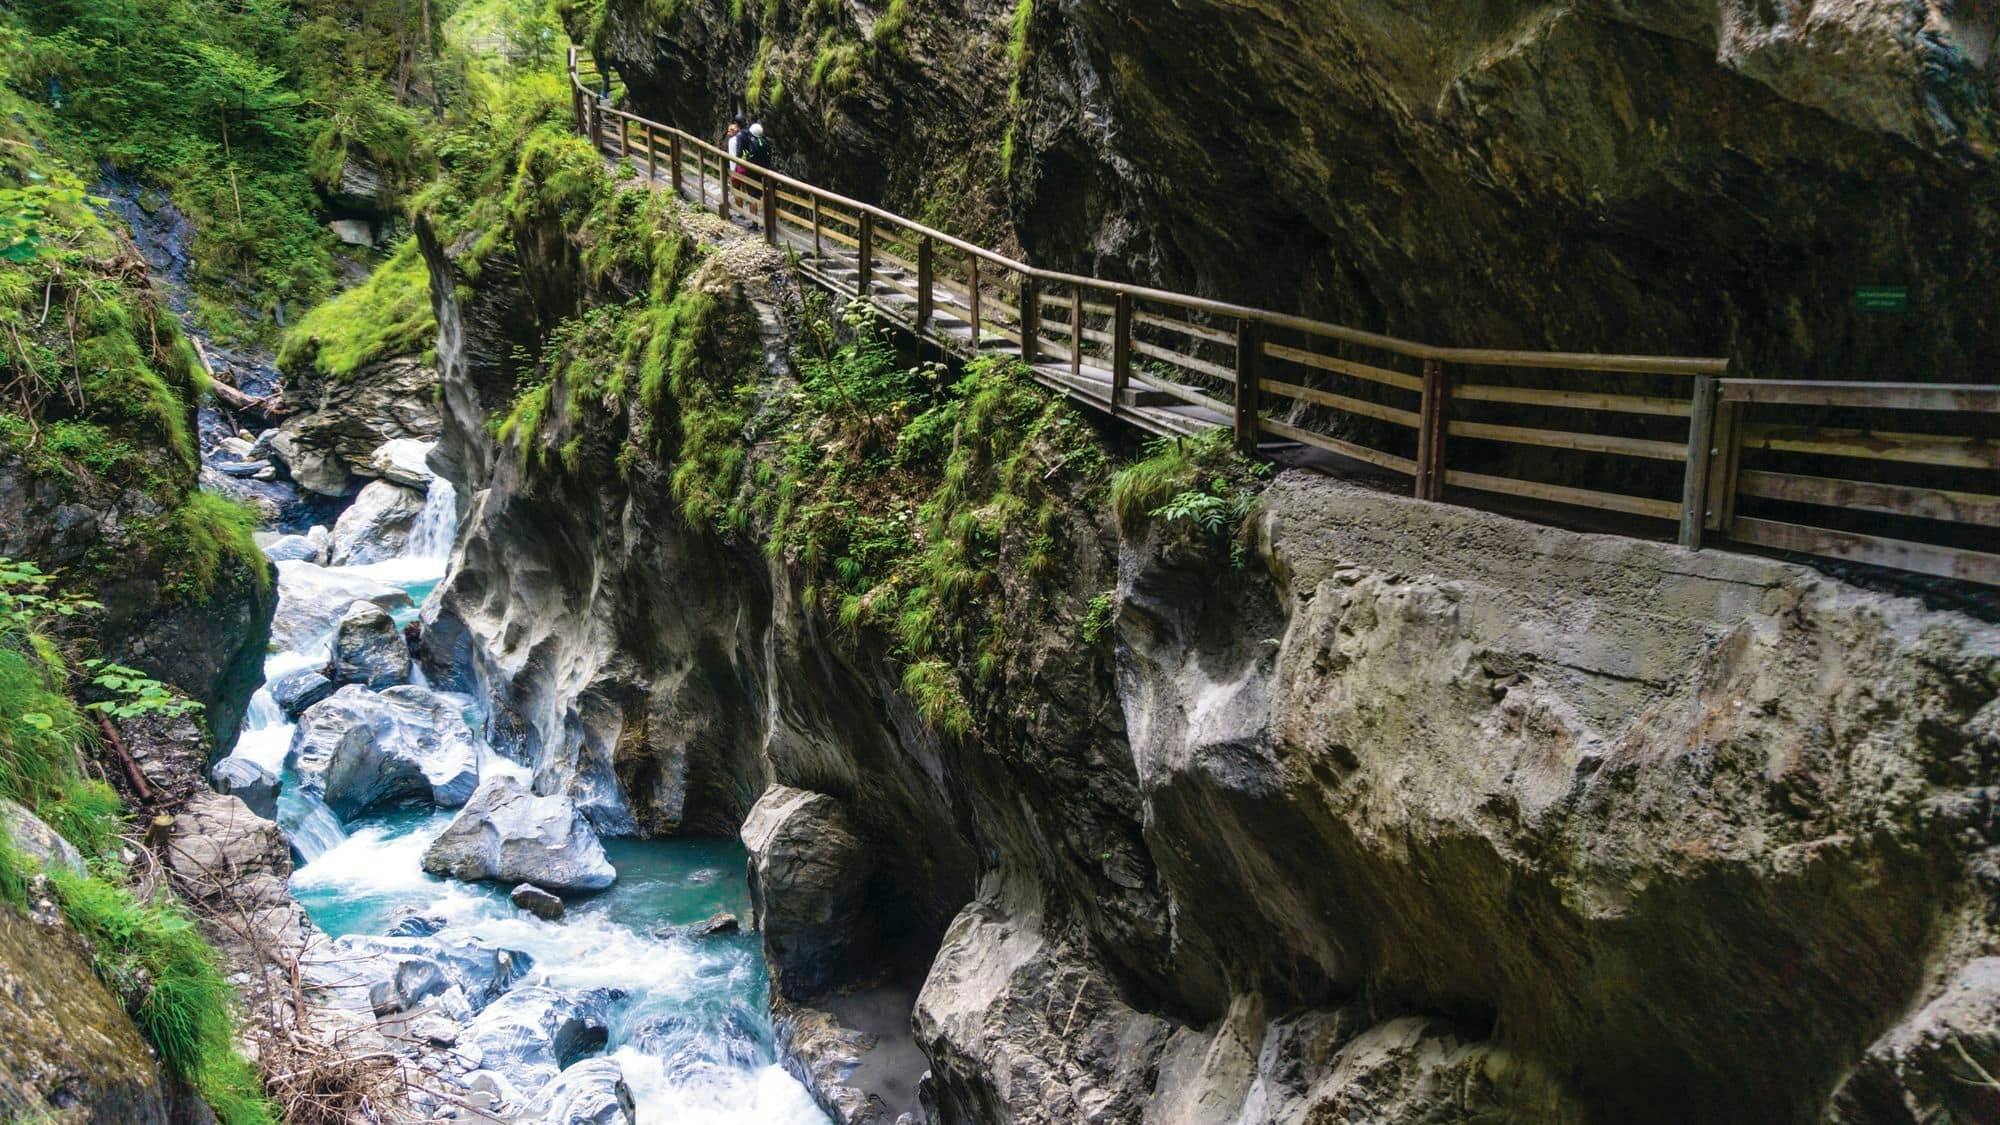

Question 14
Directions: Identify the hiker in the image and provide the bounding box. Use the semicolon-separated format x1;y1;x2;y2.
726;114;748;177
742;122;772;169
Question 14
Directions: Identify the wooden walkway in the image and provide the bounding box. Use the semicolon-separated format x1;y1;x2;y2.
569;50;2000;589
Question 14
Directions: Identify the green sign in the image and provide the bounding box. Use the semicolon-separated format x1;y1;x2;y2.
1854;285;1910;314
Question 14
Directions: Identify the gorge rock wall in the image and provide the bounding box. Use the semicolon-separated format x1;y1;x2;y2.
416;137;2000;1119
596;0;1999;378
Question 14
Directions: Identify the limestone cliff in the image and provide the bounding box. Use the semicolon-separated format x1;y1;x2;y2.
593;0;1999;379
416;126;2000;1122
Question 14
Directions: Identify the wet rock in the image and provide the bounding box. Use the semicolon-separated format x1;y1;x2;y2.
385;908;449;938
422;777;617;893
257;525;330;564
329;479;428;566
532;1057;635;1125
694;911;739;936
291;684;480;818
459;986;617;1099
272;560;413;653
0;800;85;879
268;666;337;718
368;437;437;488
208;757;279;820
315;933;533;1018
332;601;411;689
510;882;565;921
213;457;271;478
741;785;873;1001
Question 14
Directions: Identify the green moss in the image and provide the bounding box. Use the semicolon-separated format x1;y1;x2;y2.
874;0;913;52
154;493;269;603
278;239;437;379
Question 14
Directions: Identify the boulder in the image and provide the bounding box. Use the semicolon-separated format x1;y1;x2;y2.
652;911;741;940
331;601;410;689
329;218;376;247
384;908;449;938
256;525;329;564
208;757;280;821
509;883;566;921
422;777;617;893
315;933;533;1018
367;438;437;488
459;986;616;1099
272;560;413;653
267;428;351;496
290;685;481;819
329;479;428;566
741;786;873;1001
268;666;337;718
532;1057;635;1125
0;799;85;878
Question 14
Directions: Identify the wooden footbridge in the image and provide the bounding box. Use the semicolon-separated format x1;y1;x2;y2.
569;51;2000;589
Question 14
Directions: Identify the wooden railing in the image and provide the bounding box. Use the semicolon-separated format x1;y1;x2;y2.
567;50;1999;588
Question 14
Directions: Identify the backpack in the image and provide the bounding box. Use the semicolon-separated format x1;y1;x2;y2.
744;134;771;166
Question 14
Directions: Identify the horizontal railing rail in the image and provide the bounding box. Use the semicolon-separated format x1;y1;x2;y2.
568;49;1999;588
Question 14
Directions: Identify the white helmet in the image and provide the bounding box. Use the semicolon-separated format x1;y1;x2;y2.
750;123;765;137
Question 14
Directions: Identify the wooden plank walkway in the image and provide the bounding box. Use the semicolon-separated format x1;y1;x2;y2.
567;51;2000;590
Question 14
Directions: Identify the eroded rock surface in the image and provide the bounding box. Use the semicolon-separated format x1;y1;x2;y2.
332;600;411;688
742;785;875;1002
291;684;481;817
422;776;617;892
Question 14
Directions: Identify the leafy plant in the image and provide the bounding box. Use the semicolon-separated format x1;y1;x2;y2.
81;659;204;720
1080;591;1115;645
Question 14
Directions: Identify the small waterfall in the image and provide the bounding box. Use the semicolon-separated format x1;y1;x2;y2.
279;789;348;863
404;475;458;561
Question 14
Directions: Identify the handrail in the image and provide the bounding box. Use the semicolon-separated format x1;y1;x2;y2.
565;49;2000;589
569;50;1723;377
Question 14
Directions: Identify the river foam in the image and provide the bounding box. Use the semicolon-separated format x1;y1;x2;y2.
223;441;829;1123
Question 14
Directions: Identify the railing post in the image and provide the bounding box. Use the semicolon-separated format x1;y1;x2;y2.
669;134;683;196
1020;277;1041;366
1705;385;1743;538
1112;292;1133;411
642;123;655;181
1234;318;1262;456
762;174;779;243
1415;358;1450;500
1679;375;1721;550
856;212;874;298
968;254;982;349
1070;289;1083;378
589;99;602;154
916;236;933;330
618;114;629;160
718;158;731;219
